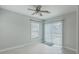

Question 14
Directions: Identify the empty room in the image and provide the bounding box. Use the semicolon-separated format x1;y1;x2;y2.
0;5;78;54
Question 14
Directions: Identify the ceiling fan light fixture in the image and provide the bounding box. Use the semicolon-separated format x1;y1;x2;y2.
28;5;50;16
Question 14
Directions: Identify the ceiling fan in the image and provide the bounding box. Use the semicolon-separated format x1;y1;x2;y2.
28;5;50;16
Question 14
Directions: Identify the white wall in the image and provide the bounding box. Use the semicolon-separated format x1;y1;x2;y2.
63;12;77;51
0;8;41;50
77;6;79;53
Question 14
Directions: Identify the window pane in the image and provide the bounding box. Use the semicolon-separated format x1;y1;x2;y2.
31;21;40;39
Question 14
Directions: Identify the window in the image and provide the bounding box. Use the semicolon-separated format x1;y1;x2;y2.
44;21;63;46
31;20;40;39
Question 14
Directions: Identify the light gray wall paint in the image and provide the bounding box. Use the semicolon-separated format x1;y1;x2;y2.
0;8;41;50
77;6;79;53
63;12;76;50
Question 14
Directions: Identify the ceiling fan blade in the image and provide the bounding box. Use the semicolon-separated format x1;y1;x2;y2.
28;8;35;11
32;12;36;15
40;10;50;13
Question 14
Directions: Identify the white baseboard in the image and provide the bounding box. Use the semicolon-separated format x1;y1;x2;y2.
0;41;41;53
0;42;76;53
63;46;76;52
0;42;34;53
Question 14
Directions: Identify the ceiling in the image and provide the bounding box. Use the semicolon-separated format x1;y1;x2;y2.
0;5;77;19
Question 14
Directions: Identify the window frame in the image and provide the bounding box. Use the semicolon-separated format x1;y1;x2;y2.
30;19;41;40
